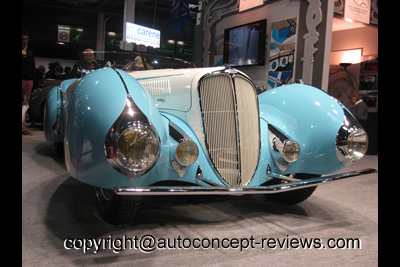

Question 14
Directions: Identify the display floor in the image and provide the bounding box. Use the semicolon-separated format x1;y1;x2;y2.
22;126;378;266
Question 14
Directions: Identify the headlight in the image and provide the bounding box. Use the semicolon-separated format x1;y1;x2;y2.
336;109;368;165
343;128;368;161
115;121;160;172
175;139;199;167
105;97;161;179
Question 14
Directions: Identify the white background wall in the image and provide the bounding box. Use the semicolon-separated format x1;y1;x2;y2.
331;26;378;56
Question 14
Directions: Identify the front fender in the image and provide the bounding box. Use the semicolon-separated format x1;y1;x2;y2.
44;79;78;143
258;84;346;174
44;85;63;142
65;67;165;188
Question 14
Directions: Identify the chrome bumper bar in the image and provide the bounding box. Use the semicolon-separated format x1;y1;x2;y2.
114;168;377;196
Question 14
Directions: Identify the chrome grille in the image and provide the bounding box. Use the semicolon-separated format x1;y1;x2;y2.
198;73;260;186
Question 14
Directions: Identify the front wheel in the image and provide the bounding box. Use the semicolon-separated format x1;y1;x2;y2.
93;187;141;225
263;174;320;205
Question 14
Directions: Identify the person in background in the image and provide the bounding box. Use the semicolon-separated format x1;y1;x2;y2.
71;48;100;78
130;56;153;71
54;66;68;80
64;66;72;79
45;61;62;79
348;90;368;120
22;29;35;135
36;65;45;79
132;56;146;71
33;65;45;89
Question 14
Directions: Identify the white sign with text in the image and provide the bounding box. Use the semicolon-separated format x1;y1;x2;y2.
344;0;371;24
125;22;160;48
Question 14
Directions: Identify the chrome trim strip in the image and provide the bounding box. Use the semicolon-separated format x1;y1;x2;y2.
266;172;302;182
114;168;377;196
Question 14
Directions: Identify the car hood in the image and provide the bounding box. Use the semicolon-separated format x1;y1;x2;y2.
128;67;228;112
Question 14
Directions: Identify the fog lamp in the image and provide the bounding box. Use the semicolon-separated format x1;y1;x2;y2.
175;139;199;167
282;140;301;163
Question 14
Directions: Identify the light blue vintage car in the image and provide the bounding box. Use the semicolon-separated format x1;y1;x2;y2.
44;52;376;225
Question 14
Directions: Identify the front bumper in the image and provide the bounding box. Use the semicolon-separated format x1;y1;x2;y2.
114;168;377;196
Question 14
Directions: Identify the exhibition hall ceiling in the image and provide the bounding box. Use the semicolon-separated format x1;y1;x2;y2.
24;0;370;33
22;0;200;20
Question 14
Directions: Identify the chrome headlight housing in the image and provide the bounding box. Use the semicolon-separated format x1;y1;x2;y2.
336;109;368;166
105;97;160;179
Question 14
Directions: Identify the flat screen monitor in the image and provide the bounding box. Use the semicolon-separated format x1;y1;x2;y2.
223;19;266;67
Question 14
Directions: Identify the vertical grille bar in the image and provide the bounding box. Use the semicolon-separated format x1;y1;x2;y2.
198;73;260;186
234;76;260;185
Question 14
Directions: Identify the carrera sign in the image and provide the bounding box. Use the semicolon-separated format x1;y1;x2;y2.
126;22;160;48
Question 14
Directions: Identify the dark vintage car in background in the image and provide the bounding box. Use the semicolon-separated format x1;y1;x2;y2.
29;79;62;124
43;52;376;225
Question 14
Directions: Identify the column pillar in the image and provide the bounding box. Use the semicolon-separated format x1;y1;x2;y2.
120;0;136;51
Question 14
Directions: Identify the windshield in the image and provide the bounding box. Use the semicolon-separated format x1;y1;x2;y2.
74;51;194;77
